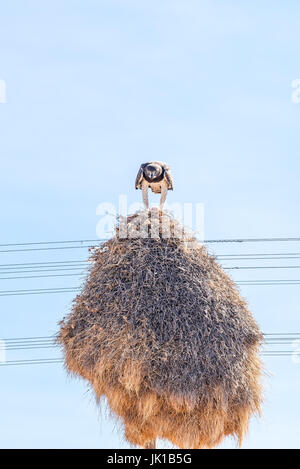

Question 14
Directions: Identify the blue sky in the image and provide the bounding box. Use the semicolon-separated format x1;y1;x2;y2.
0;0;300;448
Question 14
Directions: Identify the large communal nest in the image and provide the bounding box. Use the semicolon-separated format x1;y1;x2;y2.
58;209;263;449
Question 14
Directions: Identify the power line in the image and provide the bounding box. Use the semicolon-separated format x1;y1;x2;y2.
0;343;56;352
2;265;300;281
6;342;299;351
226;266;300;270
0;287;80;296
0;358;63;367
0;260;88;268
218;253;300;259
1;257;300;274
1;352;298;366
0;240;100;248
0;266;86;273
265;332;300;335
205;237;300;244
2;279;300;296
2;254;300;270
0;246;95;254
1;335;299;366
0;236;300;253
0;273;84;280
4;343;300;351
3;335;55;341
237;280;300;285
0;265;87;273
2;333;300;346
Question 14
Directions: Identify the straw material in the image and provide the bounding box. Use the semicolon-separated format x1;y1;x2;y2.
58;210;263;449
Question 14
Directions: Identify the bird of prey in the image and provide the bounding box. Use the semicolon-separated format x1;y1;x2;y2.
135;161;173;210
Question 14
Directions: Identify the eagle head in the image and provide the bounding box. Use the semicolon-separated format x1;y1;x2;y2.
143;163;163;181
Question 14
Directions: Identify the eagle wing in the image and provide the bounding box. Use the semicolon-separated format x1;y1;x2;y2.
163;164;174;190
135;165;145;189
